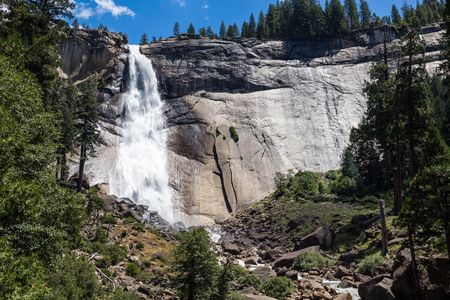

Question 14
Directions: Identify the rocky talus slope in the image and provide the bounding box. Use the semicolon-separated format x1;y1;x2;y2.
141;24;444;223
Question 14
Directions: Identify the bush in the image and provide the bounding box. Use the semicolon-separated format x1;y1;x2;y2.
237;274;262;290
94;226;108;243
96;255;111;268
292;252;334;272
100;215;117;224
136;241;144;250
109;288;141;300
261;277;294;299
126;263;139;277
357;255;384;275
229;126;239;142
107;244;127;265
132;223;145;232
231;264;249;279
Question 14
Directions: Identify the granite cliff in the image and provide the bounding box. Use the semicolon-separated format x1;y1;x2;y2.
63;25;444;224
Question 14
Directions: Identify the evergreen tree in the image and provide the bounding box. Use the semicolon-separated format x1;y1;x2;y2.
266;4;279;38
293;0;312;38
232;23;240;38
97;23;104;30
227;24;234;38
152;36;157;42
310;0;326;36
140;32;149;45
344;0;360;30
391;4;402;24
199;27;207;37
173;228;220;300
248;13;257;37
241;21;249;38
187;23;195;35
206;26;214;38
280;0;293;38
173;22;181;36
72;18;79;29
75;75;100;192
359;0;371;28
328;0;348;34
256;10;266;39
401;1;415;22
219;20;227;38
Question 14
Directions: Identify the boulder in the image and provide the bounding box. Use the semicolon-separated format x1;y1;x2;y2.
367;277;395;300
335;266;352;279
118;274;136;287
273;246;321;269
251;266;277;282
295;227;335;251
244;294;277;300
337;279;354;288
223;243;241;255
358;275;390;300
334;293;352;300
424;284;450;300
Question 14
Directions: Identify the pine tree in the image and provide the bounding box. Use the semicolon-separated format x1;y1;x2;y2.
248;13;256;38
293;0;312;38
72;18;79;29
344;0;360;30
280;0;293;38
173;22;180;36
75;75;100;192
227;24;234;38
219;20;227;38
391;4;402;24
206;26;214;38
359;0;371;28
139;32;149;45
241;21;249;38
232;23;240;38
328;0;348;34
256;10;266;39
199;27;207;37
187;23;195;35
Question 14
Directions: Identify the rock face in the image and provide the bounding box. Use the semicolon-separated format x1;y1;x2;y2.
140;24;444;222
63;26;444;223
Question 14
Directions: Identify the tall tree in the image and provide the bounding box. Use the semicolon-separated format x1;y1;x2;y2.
359;0;371;28
199;27;207;37
206;26;214;38
256;10;266;39
173;228;220;300
391;4;402;24
293;0;312;38
139;32;149;45
187;23;195;35
328;0;348;34
219;20;227;38
227;24;234;38
173;22;181;36
344;0;360;30
241;21;249;38
232;23;240;38
248;13;257;37
75;75;100;192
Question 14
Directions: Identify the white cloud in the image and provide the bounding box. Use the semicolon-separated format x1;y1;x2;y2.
173;0;186;7
95;0;135;17
205;15;210;20
202;2;208;9
72;2;94;19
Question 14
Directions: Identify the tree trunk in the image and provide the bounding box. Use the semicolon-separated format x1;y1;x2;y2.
408;229;421;299
393;135;403;215
379;199;389;256
77;144;86;192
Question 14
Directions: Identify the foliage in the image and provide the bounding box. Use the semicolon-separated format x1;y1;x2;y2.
136;241;145;250
357;255;384;275
172;227;220;300
173;22;181;36
237;274;262;290
132;222;145;232
95;226;108;243
139;32;149;45
46;254;99;300
260;276;294;300
126;263;139;277
100;215;118;224
229;126;239;142
293;252;334;272
212;258;234;300
231;264;249;279
108;289;141;300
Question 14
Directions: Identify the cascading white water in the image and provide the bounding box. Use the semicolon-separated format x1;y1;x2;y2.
108;45;176;224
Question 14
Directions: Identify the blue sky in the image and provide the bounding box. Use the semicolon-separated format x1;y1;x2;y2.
70;0;420;44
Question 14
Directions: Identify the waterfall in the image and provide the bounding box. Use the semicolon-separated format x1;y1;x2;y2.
108;45;176;224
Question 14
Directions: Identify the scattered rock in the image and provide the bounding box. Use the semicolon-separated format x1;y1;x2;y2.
295;227;335;251
251;266;277;282
335;266;352;279
223;243;241;255
273;246;321;269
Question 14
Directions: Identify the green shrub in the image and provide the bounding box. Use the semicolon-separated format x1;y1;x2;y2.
91;241;107;253
228;291;248;300
94;226;108;243
126;263;139;277
109;288;141;300
231;264;249;279
121;230;127;237
357;255;384;275
292;252;334;272
100;215;117;224
101;268;112;277
261;277;294;299
132;223;145;232
229;126;239;142
106;244;127;265
142;260;151;268
96;255;111;268
237;274;262;290
136;241;144;250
